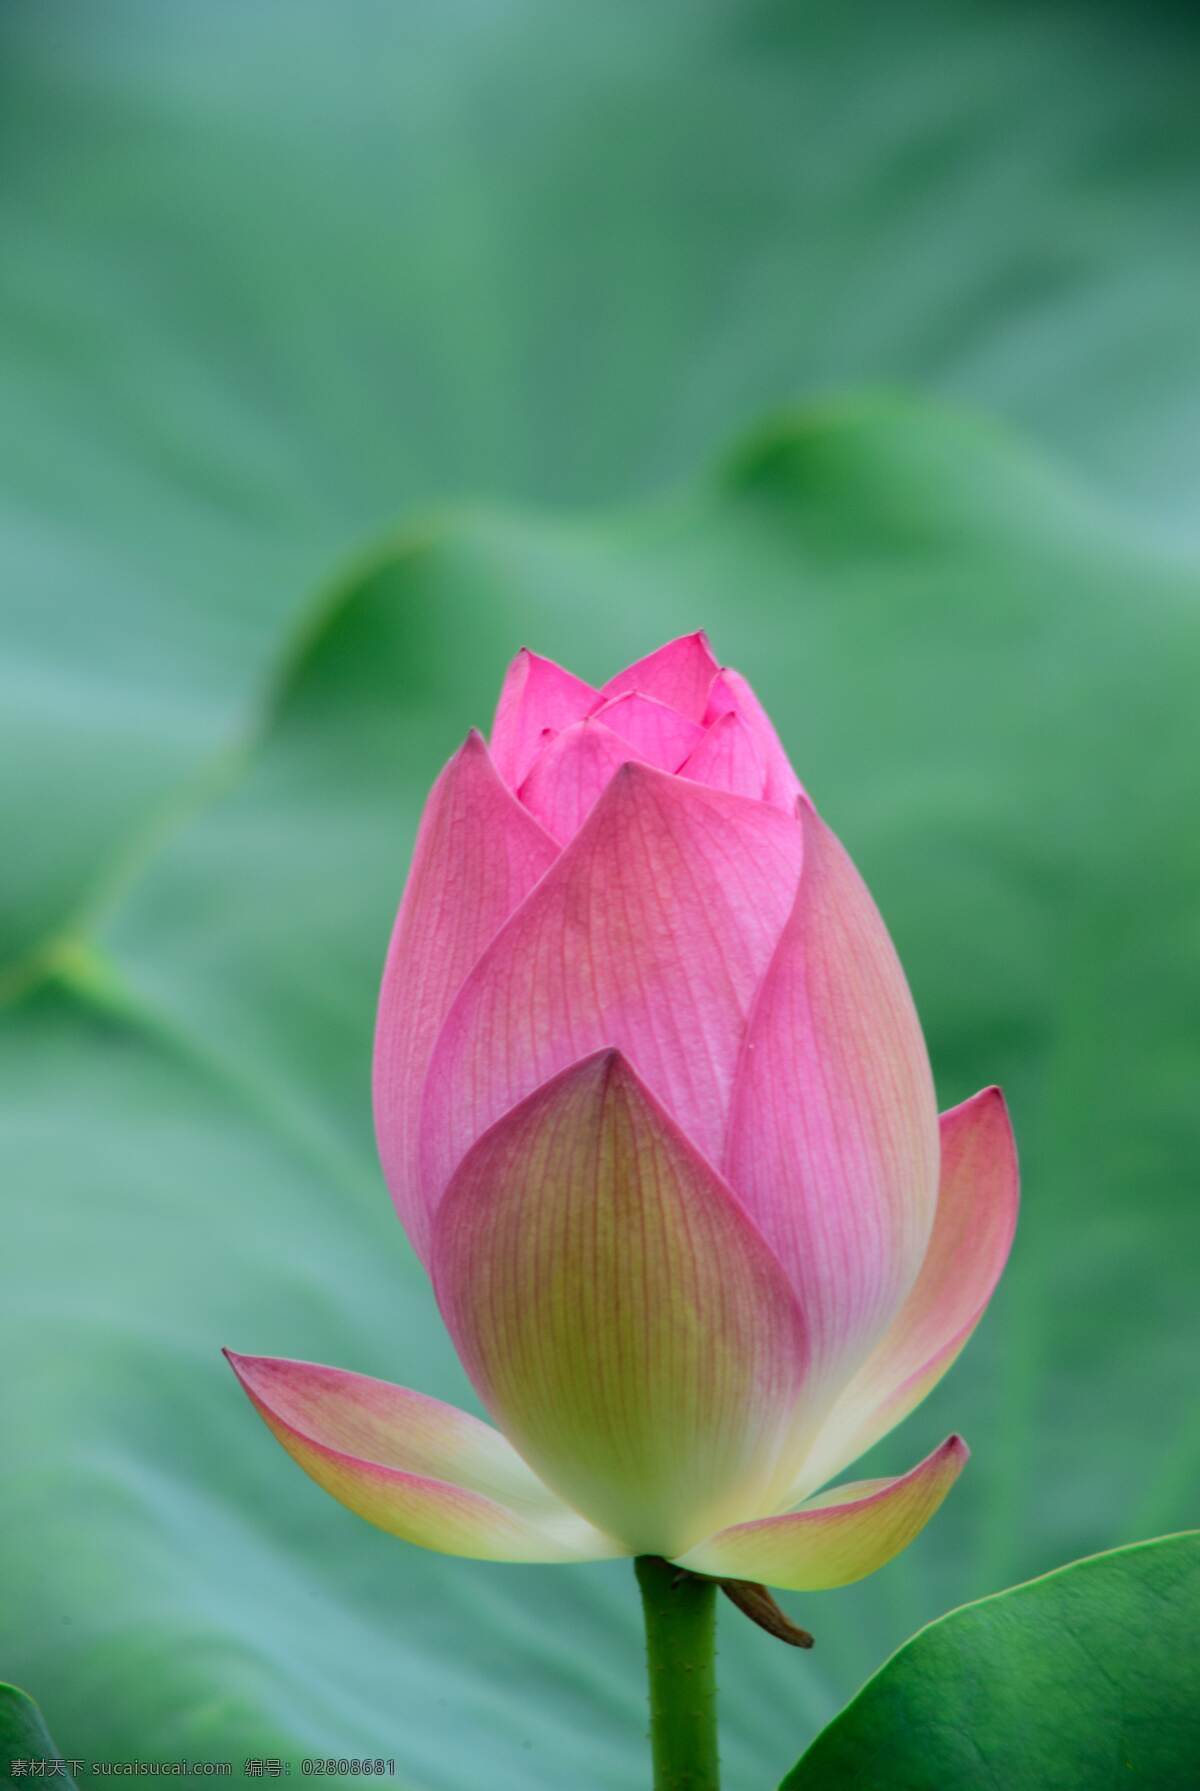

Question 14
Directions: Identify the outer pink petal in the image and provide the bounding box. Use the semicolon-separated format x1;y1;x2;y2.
489;648;600;789
673;1436;968;1589
517;718;643;844
677;709;766;800
432;1051;810;1557
420;762;803;1204
724;802;940;1390
601;631;721;721
792;1087;1018;1499
373;732;558;1264
590;690;705;771
225;1351;621;1562
705;667;804;812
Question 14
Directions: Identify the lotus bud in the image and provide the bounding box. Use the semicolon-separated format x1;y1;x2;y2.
228;633;1017;1590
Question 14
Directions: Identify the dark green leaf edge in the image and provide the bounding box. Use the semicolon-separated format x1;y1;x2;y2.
780;1530;1200;1790
0;1682;75;1786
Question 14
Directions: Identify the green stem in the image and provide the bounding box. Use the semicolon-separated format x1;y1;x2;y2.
635;1555;720;1791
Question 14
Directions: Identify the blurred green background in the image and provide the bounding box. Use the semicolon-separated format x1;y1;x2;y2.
3;2;1199;1786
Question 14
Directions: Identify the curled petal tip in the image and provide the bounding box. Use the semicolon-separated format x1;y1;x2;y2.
784;1087;1014;1501
490;649;600;788
677;709;766;800
672;1434;968;1591
225;1350;622;1563
452;728;490;764
961;1083;1014;1137
601;633;722;720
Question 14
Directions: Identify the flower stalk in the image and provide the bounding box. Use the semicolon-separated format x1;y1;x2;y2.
635;1555;720;1791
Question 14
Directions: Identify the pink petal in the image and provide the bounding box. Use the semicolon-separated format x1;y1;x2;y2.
601;631;721;721
432;1051;809;1557
673;1436;968;1589
225;1351;621;1562
591;690;706;771
516;718;642;845
677;709;766;800
489;648;600;790
420;762;803;1206
793;1087;1018;1498
373;732;558;1264
705;667;804;812
724;801;940;1389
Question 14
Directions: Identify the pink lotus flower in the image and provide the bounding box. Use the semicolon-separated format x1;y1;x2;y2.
228;633;1017;1590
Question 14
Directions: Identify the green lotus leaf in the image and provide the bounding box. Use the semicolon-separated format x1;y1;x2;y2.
783;1532;1200;1789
